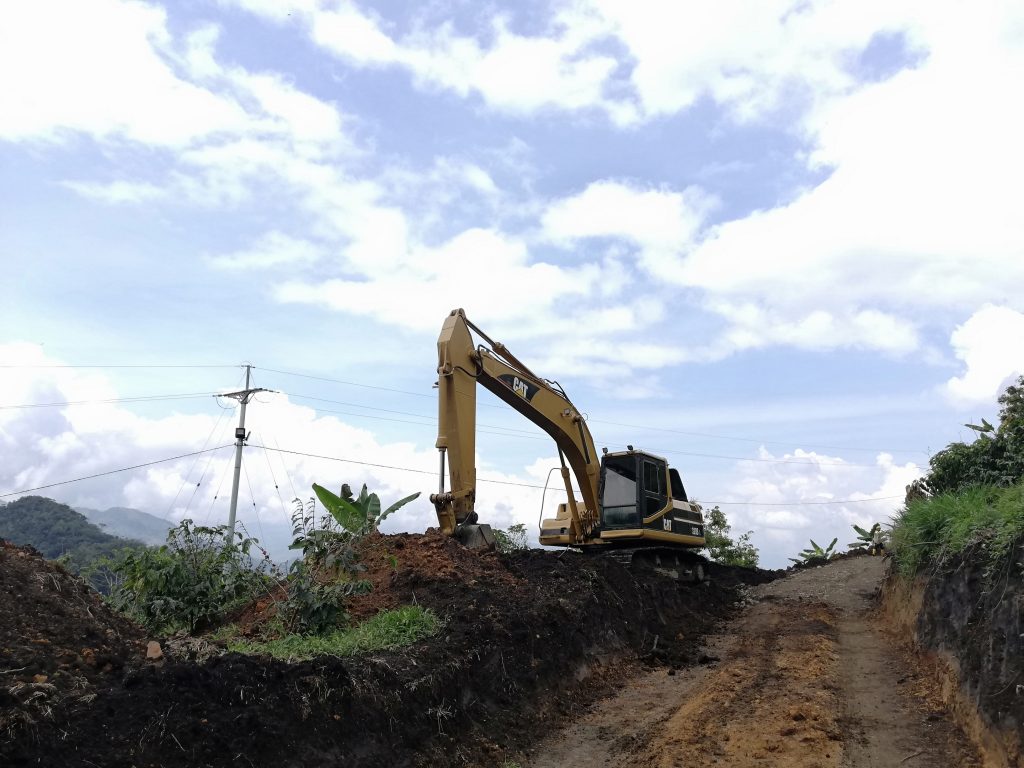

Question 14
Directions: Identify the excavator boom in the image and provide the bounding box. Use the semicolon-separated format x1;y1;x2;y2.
430;309;599;542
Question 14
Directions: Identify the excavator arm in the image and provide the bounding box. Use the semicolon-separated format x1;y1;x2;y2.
430;309;600;543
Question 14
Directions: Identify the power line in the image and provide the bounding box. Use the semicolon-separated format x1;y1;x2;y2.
280;396;892;469
0;392;219;410
255;366;436;399
257;364;922;456
708;495;903;507
0;364;241;369
587;417;925;455
251;443;905;506
0;445;234;498
163;406;232;518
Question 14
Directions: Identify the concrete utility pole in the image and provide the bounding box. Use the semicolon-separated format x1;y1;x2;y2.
221;365;271;543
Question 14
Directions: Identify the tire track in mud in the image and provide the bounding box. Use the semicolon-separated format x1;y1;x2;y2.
526;557;982;768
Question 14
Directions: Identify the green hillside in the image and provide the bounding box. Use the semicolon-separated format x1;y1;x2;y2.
0;496;142;589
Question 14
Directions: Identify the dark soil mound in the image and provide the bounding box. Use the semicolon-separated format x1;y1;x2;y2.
2;531;772;767
0;538;147;740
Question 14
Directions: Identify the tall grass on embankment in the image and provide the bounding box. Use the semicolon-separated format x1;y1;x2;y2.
891;482;1024;577
227;605;441;661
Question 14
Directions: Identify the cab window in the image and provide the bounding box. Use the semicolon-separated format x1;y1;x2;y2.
601;455;639;528
642;459;668;517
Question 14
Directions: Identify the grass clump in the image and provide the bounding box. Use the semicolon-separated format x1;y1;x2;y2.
891;483;1024;577
227;605;441;661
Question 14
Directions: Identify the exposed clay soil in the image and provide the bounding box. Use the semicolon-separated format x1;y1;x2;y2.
1;532;768;767
526;555;984;768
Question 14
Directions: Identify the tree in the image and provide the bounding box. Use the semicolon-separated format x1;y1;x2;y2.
927;374;1024;494
493;523;529;553
703;505;759;568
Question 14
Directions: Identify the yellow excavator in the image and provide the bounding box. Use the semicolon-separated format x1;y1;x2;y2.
429;309;709;581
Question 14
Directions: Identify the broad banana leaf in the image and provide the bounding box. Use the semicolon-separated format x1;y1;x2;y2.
313;483;365;533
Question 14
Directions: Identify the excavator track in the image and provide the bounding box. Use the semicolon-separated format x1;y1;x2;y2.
597;548;708;583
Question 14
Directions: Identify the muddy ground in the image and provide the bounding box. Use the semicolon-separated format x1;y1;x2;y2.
527;556;984;768
1;533;771;767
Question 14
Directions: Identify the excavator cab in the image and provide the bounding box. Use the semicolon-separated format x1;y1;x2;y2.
540;448;703;549
599;450;686;530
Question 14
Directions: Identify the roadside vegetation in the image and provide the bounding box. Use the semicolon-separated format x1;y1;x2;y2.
890;375;1024;578
94;482;433;657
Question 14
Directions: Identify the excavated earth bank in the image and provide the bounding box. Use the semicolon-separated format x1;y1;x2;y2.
882;540;1024;767
1;532;773;767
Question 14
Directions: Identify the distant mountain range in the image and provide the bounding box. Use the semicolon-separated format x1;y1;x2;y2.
75;504;174;546
0;496;145;591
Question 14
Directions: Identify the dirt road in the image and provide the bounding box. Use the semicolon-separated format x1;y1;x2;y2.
527;556;981;768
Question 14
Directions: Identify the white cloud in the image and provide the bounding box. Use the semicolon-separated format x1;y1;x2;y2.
208;231;323;270
666;3;1024;358
229;0;634;122
0;0;250;146
277;227;605;336
592;0;915;121
946;305;1024;404
59;180;166;205
541;180;716;279
716;447;922;567
227;0;923;125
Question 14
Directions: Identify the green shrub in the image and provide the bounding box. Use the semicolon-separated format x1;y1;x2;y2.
281;497;370;634
103;520;274;633
228;605;441;661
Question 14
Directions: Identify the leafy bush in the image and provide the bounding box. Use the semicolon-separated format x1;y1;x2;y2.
493;522;529;553
890;483;1024;577
281;498;370;634
103;520;274;632
703;505;760;568
228;605;441;661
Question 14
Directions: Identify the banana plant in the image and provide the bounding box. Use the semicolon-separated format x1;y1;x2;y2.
848;523;880;550
789;537;838;565
313;482;421;536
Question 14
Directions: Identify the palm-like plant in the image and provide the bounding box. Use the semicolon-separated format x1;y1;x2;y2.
789;537;838;565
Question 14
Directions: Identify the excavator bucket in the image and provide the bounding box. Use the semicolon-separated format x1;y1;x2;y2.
455;523;497;550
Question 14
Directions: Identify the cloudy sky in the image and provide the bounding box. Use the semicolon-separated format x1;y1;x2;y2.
2;0;1023;567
